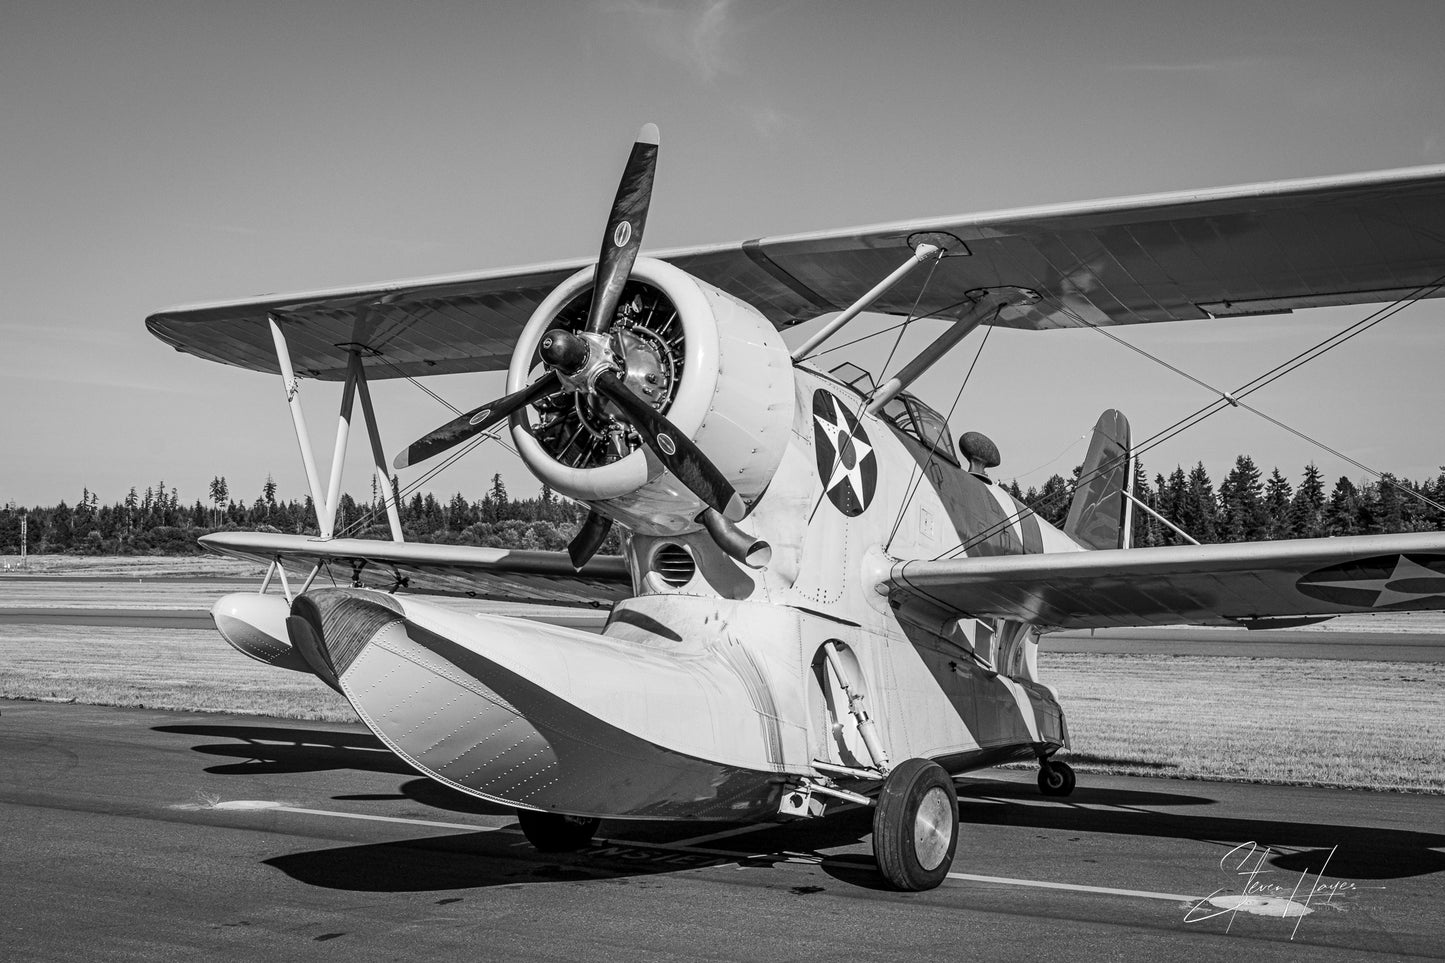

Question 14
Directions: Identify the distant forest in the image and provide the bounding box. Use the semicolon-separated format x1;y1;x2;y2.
3;456;1443;557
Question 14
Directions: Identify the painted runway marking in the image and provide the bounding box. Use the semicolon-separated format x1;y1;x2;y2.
948;872;1194;902
191;801;1209;906
175;799;517;834
671;823;785;847
273;805;515;833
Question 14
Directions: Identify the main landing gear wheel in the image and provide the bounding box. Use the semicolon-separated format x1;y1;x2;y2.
872;758;958;891
516;810;601;852
1038;760;1076;797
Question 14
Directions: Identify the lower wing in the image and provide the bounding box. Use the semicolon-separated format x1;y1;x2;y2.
888;532;1445;630
202;531;631;607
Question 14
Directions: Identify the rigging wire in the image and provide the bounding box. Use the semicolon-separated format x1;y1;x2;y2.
1051;283;1445;513
884;319;994;552
805;256;943;526
930;277;1445;560
333;359;520;538
807;287;1004;361
1008;428;1091;484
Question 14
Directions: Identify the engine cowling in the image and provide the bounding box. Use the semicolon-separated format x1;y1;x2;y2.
509;257;794;536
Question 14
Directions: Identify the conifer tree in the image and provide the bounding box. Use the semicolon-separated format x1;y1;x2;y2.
1220;455;1266;541
1289;462;1326;538
1326;476;1360;536
1177;463;1218;542
1263;468;1293;540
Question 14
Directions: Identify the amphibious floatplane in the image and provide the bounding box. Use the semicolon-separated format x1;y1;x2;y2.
148;126;1445;890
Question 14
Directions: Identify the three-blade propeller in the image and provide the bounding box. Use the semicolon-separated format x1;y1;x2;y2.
392;124;745;562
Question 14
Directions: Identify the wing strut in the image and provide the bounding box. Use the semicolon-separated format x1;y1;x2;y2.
865;286;1040;414
267;315;404;541
789;240;946;362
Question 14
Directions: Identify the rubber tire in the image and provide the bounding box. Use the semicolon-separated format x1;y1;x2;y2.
1038;760;1077;797
873;758;959;891
516;810;601;852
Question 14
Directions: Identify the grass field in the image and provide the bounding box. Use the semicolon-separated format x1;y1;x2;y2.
0;555;267;578
1;621;1440;793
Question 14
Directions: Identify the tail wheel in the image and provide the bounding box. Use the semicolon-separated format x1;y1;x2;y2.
873;758;958;891
1039;760;1077;797
516;810;601;853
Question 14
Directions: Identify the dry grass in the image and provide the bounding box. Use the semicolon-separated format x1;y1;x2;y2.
0;580;263;610
0;625;355;721
1043;654;1445;793
0;555;267;578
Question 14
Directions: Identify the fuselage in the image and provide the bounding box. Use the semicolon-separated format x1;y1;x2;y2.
295;364;1082;821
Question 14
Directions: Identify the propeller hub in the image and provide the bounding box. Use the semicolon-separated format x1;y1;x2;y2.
539;328;590;374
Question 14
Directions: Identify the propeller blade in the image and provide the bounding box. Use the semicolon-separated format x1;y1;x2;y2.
584;123;658;335
393;371;562;470
594;371;744;521
567;510;614;569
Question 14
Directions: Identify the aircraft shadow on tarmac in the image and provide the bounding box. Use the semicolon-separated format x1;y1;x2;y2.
156;723;1445;891
954;778;1445;881
154;723;418;777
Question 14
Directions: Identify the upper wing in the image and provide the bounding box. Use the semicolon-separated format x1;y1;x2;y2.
202;531;631;606
887;532;1445;630
147;165;1445;380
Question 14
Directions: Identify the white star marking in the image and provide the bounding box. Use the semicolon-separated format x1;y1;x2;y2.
815;395;873;503
1308;556;1445;607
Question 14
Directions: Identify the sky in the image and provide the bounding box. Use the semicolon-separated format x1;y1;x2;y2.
3;0;1444;510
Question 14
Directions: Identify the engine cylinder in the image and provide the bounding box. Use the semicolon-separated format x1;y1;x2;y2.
509;258;794;535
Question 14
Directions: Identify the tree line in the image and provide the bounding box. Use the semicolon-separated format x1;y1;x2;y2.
3;456;1442;557
1009;455;1445;546
0;473;607;556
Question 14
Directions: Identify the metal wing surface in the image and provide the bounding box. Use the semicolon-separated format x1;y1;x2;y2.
147;165;1445;380
201;532;631;606
887;532;1445;630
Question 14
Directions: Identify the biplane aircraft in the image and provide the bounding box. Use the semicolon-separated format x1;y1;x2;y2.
147;125;1445;891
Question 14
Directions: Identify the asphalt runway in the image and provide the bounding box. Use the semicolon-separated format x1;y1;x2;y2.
3;700;1441;962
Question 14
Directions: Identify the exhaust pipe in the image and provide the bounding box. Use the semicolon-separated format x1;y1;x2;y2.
699;508;771;569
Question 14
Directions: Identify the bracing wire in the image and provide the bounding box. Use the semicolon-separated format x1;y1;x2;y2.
334;360;520;538
884;319;995;551
930;276;1445;561
805;256;944;526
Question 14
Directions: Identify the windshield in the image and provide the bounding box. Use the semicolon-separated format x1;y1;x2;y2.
880;394;958;465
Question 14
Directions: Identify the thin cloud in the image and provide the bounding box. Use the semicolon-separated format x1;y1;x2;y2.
601;0;739;82
743;103;793;138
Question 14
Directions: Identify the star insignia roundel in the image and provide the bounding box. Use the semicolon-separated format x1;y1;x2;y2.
1297;554;1445;609
812;389;877;516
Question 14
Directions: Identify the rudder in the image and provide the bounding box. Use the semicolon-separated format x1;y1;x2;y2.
1063;410;1131;550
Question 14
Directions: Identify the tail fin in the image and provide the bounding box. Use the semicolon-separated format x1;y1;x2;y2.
1063;409;1131;550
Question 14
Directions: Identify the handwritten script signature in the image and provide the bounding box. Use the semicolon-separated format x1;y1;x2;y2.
1182;841;1359;939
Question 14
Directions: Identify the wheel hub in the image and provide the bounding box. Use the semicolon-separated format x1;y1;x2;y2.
913;785;954;871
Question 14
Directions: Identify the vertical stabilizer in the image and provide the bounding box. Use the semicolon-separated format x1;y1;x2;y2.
1063;410;1131;550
